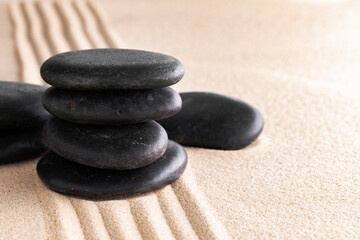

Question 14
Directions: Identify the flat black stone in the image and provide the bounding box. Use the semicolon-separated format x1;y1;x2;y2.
37;141;187;200
40;49;184;90
158;92;264;150
42;87;182;125
0;127;48;164
44;117;168;170
0;81;50;129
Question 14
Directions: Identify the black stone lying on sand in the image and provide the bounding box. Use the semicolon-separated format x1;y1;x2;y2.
43;117;168;170
36;141;187;200
0;81;49;164
0;127;48;164
40;49;184;90
158;92;264;150
0;81;50;129
42;87;182;125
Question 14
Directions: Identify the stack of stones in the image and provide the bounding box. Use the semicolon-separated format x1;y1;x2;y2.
37;49;187;200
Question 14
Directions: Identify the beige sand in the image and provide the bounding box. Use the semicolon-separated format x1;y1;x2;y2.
1;0;360;239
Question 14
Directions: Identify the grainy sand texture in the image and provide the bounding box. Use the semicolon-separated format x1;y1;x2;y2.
1;0;360;239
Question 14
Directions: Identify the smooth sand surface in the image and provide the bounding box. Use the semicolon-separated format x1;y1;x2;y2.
1;0;360;239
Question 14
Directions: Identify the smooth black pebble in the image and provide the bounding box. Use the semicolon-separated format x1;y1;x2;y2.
37;141;187;200
44;117;168;170
0;81;50;129
40;49;184;90
158;92;264;150
42;87;182;125
0;127;48;164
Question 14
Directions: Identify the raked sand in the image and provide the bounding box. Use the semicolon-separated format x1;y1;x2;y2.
1;0;360;239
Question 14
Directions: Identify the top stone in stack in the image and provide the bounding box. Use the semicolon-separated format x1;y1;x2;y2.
41;48;184;90
37;49;187;199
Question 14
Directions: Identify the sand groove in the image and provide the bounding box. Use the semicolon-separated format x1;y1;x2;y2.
87;0;126;48
69;200;111;240
9;2;42;84
172;169;232;240
96;201;143;240
33;177;86;240
156;186;199;240
54;1;92;50
36;1;71;53
22;2;51;66
73;0;108;49
129;194;176;240
9;0;230;239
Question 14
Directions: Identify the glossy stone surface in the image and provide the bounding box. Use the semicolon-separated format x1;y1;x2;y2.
0;81;50;129
40;49;184;90
42;87;182;125
158;92;264;150
37;141;187;200
0;127;48;164
44;117;168;170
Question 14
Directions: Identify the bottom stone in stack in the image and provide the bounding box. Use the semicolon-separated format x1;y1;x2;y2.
36;141;187;200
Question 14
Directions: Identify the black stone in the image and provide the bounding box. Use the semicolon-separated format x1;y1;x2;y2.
37;141;187;200
158;92;264;150
44;117;168;170
40;49;184;90
0;127;48;164
42;87;182;125
0;81;50;129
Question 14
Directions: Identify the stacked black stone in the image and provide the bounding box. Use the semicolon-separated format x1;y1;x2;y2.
37;49;187;200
